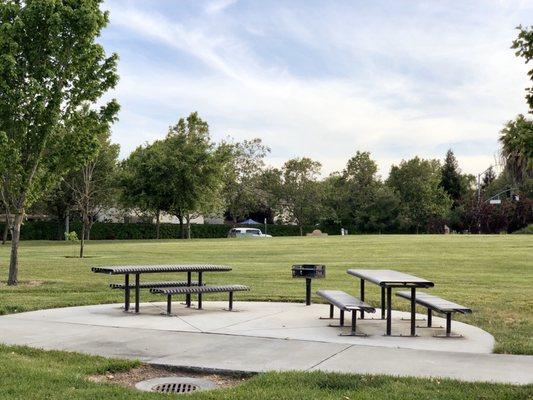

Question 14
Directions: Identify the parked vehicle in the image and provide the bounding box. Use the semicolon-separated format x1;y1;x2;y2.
227;227;272;238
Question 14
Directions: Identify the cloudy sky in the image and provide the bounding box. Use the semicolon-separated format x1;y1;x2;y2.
100;0;532;177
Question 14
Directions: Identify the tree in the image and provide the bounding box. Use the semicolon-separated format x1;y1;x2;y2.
68;118;120;257
0;1;119;284
278;158;324;235
164;112;230;238
440;150;465;203
481;166;496;190
341;151;381;231
222;138;270;225
118;141;171;239
512;25;533;112
499;115;533;186
387;157;453;233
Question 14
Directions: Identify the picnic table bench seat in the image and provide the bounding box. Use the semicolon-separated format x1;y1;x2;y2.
110;281;201;289
151;284;250;314
317;289;375;336
396;291;471;337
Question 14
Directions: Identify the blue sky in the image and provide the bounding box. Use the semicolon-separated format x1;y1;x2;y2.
100;0;533;176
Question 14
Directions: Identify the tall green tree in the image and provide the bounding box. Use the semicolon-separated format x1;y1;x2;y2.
440;149;471;205
0;0;119;284
512;25;533;112
387;157;452;233
164;112;230;238
278;157;324;236
119;141;171;239
222;138;270;225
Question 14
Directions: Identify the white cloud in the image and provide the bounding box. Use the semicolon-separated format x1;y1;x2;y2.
103;0;532;177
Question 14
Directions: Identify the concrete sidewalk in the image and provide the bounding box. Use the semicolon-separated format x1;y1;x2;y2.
0;302;531;385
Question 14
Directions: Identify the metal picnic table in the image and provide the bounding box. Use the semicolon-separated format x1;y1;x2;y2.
91;264;232;313
346;269;434;336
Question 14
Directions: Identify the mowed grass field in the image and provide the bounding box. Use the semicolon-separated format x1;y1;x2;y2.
0;234;531;354
0;235;532;399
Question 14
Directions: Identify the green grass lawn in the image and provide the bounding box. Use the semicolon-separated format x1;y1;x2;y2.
0;235;532;399
0;345;531;400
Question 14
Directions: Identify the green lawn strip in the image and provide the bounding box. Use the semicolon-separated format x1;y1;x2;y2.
0;235;531;354
0;345;530;400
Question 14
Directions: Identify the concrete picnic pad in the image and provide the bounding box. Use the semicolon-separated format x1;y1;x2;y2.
0;301;531;385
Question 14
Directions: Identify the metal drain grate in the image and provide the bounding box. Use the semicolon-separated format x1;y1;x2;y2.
152;382;200;394
136;377;217;394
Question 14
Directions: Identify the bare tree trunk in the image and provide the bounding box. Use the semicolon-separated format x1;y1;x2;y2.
80;219;85;258
178;215;185;239
64;210;69;240
186;215;191;239
8;211;23;285
155;210;161;239
2;212;9;245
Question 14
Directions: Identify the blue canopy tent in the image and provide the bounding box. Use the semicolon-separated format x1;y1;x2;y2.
240;219;260;225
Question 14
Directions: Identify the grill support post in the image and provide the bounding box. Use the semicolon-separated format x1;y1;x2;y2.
124;274;130;311
427;309;433;327
228;291;234;311
305;278;312;305
135;273;140;313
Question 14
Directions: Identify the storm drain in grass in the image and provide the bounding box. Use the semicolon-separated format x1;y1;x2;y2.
135;377;217;394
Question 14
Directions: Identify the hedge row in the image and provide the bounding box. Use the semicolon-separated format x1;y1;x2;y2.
0;220;340;241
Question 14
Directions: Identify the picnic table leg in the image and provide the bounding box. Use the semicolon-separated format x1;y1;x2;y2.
446;313;452;337
351;310;357;335
329;304;334;318
386;287;392;335
381;287;385;319
340;310;345;327
359;279;365;319
427;309;432;327
124;274;130;311
167;294;172;315
134;273;140;313
228;291;233;311
410;287;416;336
197;272;203;310
186;271;192;307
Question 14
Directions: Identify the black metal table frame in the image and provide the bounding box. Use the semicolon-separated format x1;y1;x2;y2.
123;270;212;313
357;278;433;337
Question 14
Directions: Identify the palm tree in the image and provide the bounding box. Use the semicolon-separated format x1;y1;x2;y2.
499;115;533;185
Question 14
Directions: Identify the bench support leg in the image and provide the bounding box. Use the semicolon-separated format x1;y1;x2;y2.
339;310;367;337
446;313;451;337
386;287;392;335
340;310;344;326
167;295;172;315
320;304;336;320
186;271;192;308
360;279;365;319
228;291;233;311
381;287;385;319
410;287;417;336
197;272;203;310
427;309;432;327
124;274;130;311
134;273;140;313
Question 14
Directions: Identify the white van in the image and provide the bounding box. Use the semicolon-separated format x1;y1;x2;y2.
227;227;272;238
